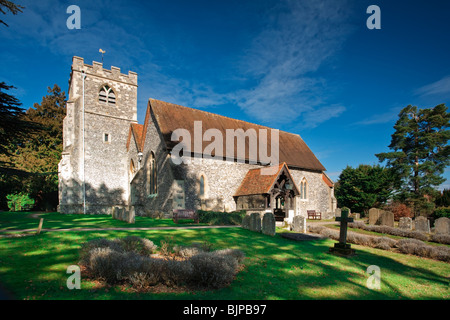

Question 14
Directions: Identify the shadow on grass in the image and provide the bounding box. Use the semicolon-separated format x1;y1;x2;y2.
0;227;448;300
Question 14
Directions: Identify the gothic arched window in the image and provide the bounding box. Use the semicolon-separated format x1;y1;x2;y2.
199;175;205;197
147;152;157;195
99;85;116;105
300;178;308;200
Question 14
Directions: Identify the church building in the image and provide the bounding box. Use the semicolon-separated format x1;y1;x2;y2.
58;57;337;222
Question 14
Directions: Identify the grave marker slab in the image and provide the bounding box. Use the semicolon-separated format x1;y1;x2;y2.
398;217;413;230
434;217;450;235
414;216;430;233
291;215;306;233
262;212;276;236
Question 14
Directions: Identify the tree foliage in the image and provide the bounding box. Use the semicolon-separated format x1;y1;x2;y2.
0;84;66;211
376;104;450;215
0;0;24;27
0;82;36;158
335;164;395;215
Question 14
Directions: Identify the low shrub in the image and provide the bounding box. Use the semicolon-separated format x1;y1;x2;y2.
79;237;245;289
189;252;238;288
6;193;35;212
198;210;246;225
387;202;413;221
307;225;450;262
395;239;450;262
120;236;157;256
348;222;429;241
429;234;450;245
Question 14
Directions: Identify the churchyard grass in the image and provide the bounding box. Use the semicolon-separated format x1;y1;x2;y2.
0;214;449;300
0;211;204;232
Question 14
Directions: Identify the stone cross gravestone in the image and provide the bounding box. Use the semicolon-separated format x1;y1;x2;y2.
329;208;355;256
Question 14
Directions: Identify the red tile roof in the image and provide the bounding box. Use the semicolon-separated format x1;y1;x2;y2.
148;99;326;172
234;162;300;197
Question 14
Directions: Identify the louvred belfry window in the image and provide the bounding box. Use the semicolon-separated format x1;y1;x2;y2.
99;85;116;105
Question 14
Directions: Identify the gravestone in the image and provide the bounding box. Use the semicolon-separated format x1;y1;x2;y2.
368;208;381;225
434;217;450;235
352;213;361;220
335;208;342;218
414;216;430;233
249;212;262;232
380;211;394;227
242;214;251;230
291;215;306;233
398;217;413;230
329;208;355;256
112;206;135;224
261;212;276;236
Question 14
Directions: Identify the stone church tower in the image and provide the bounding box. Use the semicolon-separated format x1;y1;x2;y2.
58;56;138;214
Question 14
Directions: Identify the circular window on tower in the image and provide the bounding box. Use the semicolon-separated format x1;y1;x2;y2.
99;85;116;105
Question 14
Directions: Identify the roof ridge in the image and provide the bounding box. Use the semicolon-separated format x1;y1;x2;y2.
148;98;302;138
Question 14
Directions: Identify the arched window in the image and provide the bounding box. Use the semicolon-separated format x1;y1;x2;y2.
147;152;157;195
300;178;308;200
198;173;208;198
99;85;116;105
199;175;205;197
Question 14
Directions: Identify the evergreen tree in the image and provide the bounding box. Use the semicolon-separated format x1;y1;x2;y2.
335;164;395;215
436;188;450;207
1;84;66;210
376;104;450;215
0;82;36;159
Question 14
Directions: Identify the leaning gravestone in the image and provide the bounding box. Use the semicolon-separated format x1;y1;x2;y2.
414;216;430;233
434;217;450;235
369;208;381;225
291;215;306;233
380;211;394;227
249;212;262;232
398;217;413;230
261;212;276;236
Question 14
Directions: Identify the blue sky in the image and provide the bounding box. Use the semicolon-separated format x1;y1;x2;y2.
1;0;449;188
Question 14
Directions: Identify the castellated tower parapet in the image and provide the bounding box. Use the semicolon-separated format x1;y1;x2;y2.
58;56;138;214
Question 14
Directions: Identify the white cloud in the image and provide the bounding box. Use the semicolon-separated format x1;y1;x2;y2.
229;0;354;126
354;107;400;126
416;76;450;97
302;105;346;128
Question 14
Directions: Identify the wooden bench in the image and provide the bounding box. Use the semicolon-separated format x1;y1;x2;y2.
307;210;322;220
173;209;199;224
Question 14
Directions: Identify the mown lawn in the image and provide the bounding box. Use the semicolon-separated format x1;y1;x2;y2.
0;213;449;300
0;211;202;232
